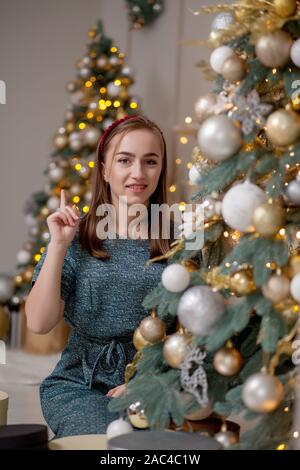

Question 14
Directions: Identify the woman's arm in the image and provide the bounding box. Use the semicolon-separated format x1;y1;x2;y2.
25;189;80;334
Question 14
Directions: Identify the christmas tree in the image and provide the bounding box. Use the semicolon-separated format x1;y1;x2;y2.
0;19;140;333
109;0;300;450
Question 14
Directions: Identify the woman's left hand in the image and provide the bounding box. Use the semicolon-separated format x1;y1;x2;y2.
106;383;127;398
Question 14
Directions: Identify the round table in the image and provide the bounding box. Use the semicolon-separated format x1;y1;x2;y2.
48;434;107;450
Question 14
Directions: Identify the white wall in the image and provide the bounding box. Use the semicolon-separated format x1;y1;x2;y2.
0;0;220;272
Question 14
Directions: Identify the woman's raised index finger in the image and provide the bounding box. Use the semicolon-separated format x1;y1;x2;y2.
60;189;67;209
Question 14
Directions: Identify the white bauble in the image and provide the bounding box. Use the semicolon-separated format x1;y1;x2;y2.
290;39;300;67
122;66;132;76
177;285;225;336
162;264;190;293
79;67;90;79
49;166;64;183
290;273;300;303
197;115;242;161
109;56;119;66
83;127;101;146
17;250;31;265
189;165;202;184
286;179;300;204
69;131;82;152
106;418;133;440
103;118;114;130
221;181;267;232
107;82;120;98
84;190;92;203
47;196;60;211
210;46;234;74
96;56;108;69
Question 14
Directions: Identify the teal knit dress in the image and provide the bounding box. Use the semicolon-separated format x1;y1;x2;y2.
31;234;174;438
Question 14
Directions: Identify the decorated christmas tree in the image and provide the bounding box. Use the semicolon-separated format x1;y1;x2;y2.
0;19;139;338
109;0;300;450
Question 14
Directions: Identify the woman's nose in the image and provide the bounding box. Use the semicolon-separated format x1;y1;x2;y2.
131;161;143;177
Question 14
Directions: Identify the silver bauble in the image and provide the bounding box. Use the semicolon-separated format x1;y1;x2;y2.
211;12;235;31
286;179;300;204
177;286;225;336
79;67;90;79
215;430;239;448
0;274;15;303
41;231;51;242
83;127;101;146
197;115;242;161
242;372;284;413
107;82;120;98
49;166;64;183
103;118;114;130
47;196;60;211
82;56;92;67
194;93;217;124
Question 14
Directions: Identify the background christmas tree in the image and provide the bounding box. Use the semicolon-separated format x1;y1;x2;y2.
0;19;140;341
109;0;300;450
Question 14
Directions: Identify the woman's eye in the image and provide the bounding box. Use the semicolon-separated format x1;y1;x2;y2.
118;158;130;164
147;160;157;165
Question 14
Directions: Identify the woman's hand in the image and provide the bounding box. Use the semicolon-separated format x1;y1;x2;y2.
47;189;80;247
106;383;127;398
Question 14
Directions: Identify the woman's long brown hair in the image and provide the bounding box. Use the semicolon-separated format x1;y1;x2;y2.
78;114;174;260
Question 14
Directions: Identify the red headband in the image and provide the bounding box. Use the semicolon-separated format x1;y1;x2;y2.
98;115;139;154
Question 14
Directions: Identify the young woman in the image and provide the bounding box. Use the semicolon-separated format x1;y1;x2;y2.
25;114;176;438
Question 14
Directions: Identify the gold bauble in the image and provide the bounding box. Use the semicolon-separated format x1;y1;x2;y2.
54;135;68;150
266;109;300;147
221;55;247;82
14;274;24;286
274;0;297;17
292;95;300;111
215;429;239;448
235;7;249;21
163;332;191;369
66;122;75;133
24;267;35;283
133;327;149;351
194;93;217;124
255;31;293;68
127;401;149;429
0;306;9;340
262;274;290;303
252;202;285;237
139;315;166;343
230;269;256;296
213;347;243;376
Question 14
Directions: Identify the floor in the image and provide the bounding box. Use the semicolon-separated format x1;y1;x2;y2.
0;348;60;439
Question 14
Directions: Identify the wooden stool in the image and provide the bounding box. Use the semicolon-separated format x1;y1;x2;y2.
0;391;8;425
48;434;108;450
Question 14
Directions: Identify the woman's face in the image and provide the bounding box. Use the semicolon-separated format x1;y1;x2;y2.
102;128;163;208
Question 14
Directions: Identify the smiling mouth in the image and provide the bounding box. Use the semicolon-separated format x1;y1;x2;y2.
126;185;148;191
